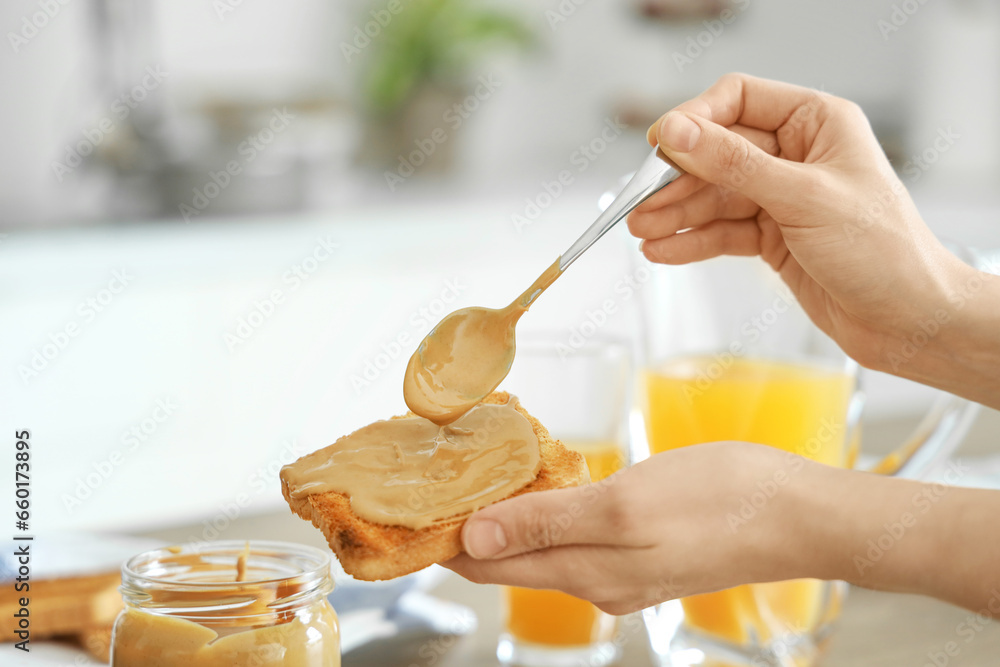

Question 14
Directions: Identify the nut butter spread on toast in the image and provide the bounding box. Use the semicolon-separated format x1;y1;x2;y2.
281;397;540;530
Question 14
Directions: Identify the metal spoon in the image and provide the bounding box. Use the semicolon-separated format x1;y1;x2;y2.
403;147;684;424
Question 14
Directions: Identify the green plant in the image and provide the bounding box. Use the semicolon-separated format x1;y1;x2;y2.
361;0;533;115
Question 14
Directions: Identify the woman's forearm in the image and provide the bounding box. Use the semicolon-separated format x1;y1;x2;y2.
795;460;1000;612
888;261;1000;410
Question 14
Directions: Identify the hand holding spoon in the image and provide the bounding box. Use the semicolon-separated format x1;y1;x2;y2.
403;147;683;424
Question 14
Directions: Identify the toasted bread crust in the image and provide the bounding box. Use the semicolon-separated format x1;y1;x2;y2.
281;392;588;581
0;572;121;642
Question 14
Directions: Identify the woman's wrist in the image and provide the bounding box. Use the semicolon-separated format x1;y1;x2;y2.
818;468;1000;611
749;456;862;585
789;460;996;609
936;261;1000;407
880;254;1000;409
778;460;868;583
779;464;910;590
773;461;929;590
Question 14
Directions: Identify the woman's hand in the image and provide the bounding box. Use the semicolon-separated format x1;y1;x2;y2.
628;73;1000;408
445;441;830;615
445;442;1000;615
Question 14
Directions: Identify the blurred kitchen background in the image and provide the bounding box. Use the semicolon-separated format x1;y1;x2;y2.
2;0;1000;560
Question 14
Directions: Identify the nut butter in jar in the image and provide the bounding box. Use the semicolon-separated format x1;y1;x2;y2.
112;540;339;667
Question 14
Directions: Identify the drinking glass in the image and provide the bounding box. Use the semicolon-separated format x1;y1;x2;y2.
496;337;632;667
634;255;979;667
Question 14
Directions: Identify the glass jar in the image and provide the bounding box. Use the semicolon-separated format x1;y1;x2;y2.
112;540;339;667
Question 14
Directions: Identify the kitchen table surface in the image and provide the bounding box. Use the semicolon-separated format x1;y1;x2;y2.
349;579;1000;667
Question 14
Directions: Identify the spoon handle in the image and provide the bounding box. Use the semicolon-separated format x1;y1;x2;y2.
559;147;684;271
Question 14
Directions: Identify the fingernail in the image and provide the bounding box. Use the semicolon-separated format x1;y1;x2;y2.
661;112;701;153
465;519;506;559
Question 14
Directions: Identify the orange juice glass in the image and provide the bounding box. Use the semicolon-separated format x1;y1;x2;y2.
498;339;631;667
635;256;976;667
641;356;851;659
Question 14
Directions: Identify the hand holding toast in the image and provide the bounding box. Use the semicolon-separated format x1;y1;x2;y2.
446;442;812;615
445;441;1000;615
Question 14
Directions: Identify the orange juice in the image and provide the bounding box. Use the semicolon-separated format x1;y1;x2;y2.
641;356;852;645
567;439;626;483
504;440;624;646
504;586;617;646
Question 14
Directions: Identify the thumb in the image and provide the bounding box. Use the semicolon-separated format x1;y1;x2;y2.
656;111;805;207
461;481;621;560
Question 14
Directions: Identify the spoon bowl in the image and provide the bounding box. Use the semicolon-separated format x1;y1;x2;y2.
403;306;519;425
402;147;684;424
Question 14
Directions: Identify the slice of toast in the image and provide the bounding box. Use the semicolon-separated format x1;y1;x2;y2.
0;571;122;642
280;392;589;581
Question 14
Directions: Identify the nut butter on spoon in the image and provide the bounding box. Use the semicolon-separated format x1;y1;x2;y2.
404;146;683;424
403;260;561;425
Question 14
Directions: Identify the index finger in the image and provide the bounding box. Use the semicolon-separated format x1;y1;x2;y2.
647;73;826;144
